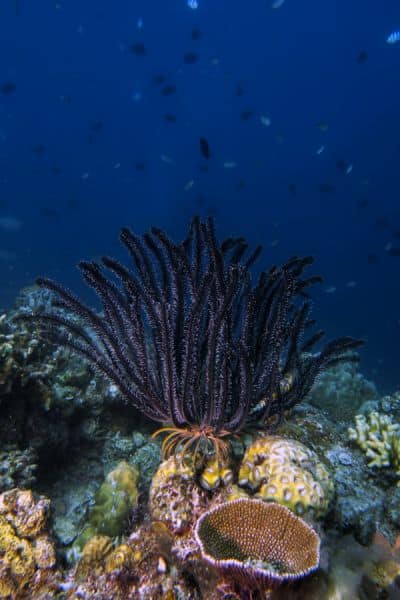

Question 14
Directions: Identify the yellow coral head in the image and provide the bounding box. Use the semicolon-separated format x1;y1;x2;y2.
194;498;320;589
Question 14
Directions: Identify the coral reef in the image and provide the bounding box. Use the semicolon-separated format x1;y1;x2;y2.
195;498;320;590
0;488;59;598
348;411;400;484
309;360;377;417
149;457;209;533
0;445;37;492
76;460;139;549
238;435;334;518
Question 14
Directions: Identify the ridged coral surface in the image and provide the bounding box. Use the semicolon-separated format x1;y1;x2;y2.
195;498;320;587
238;435;334;518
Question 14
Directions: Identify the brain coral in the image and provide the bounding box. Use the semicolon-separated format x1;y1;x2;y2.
238;435;334;518
195;498;320;589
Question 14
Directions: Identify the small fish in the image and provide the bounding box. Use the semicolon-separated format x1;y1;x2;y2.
191;28;202;40
160;154;174;165
199;137;211;159
184;52;198;64
137;17;144;30
114;162;121;169
153;74;166;85
184;179;194;191
235;84;244;97
357;198;368;208
316;145;325;155
40;207;59;218
161;84;176;96
316;122;328;132
131;90;142;102
260;115;271;127
272;0;285;7
375;218;390;229
187;0;198;8
223;161;237;169
319;183;336;193
268;239;279;247
90;120;103;132
387;31;400;44
324;286;337;294
357;50;368;64
0;216;22;231
31;144;46;155
81;172;90;179
164;113;177;122
346;281;358;288
1;82;16;95
241;109;253;121
131;42;146;56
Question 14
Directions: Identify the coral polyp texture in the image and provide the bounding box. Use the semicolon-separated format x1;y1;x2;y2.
0;488;58;598
348;411;400;483
149;456;209;533
76;460;139;548
238;435;334;518
194;498;320;589
18;216;363;461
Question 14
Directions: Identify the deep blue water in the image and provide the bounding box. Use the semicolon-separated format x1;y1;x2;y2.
0;0;399;392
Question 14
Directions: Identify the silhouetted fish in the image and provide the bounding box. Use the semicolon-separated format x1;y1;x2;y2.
161;84;176;96
319;183;336;193
392;229;400;239
131;42;146;56
357;198;368;208
367;253;378;264
134;161;146;172
357;50;368;64
199;137;211;159
191;28;202;40
184;52;198;64
387;247;400;257
153;74;166;85
40;207;59;218
90;120;103;132
1;82;16;95
164;113;177;122
374;218;390;229
288;183;297;196
241;109;253;121
235;84;244;97
31;144;46;155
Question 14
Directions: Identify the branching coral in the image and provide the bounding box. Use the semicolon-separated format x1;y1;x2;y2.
348;411;400;483
18;217;363;461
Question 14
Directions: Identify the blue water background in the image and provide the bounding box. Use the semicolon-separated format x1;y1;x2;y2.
0;0;399;392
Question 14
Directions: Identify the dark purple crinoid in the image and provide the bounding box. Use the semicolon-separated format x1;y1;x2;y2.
19;217;363;459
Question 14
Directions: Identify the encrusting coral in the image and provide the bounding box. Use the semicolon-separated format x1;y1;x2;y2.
149;456;209;533
348;411;400;484
238;435;334;518
76;460;139;548
0;488;58;598
194;498;320;590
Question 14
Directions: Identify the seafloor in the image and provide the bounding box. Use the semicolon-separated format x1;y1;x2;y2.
1;285;400;599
